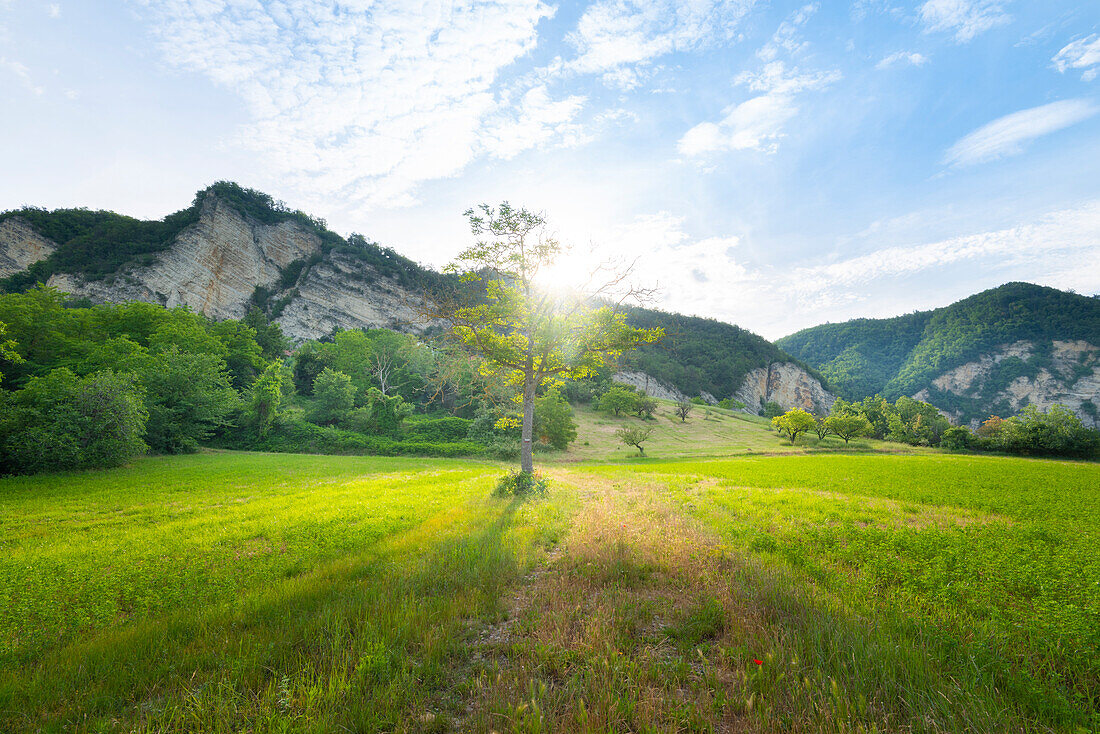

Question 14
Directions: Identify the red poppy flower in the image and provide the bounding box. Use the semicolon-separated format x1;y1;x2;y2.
753;659;763;665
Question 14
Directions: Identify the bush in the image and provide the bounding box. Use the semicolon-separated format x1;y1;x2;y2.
0;369;147;474
493;470;549;498
940;425;974;450
535;390;578;449
760;401;784;419
220;417;483;457
309;368;356;425
141;348;238;454
404;416;473;442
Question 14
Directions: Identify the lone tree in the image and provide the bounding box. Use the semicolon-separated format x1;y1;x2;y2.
616;424;655;455
675;399;694;422
433;202;662;474
824;414;873;445
772;408;815;443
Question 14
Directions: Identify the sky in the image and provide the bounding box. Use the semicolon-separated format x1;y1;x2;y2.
1;0;1099;339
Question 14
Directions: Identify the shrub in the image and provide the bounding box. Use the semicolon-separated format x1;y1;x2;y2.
403;416;473;442
535;390;578;449
309;368;356;425
940;425;974;450
141;348;237;454
760;401;784;419
493;470;549;498
0;369;147;474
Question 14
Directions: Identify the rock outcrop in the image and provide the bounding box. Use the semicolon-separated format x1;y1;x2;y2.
734;362;835;415
274;251;427;342
0;194;430;341
45;196;324;322
612;370;691;402
915;340;1100;428
0;217;55;277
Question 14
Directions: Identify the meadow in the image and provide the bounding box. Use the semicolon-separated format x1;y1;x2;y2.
1;435;1097;731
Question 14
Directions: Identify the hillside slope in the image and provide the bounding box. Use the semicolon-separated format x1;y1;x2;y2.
0;182;833;412
778;283;1100;426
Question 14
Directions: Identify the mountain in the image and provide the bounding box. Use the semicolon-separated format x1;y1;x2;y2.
0;182;833;413
777;283;1100;427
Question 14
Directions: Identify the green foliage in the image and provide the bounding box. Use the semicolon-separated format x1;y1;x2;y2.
309;368;356;426
772;409;816;442
779;283;1100;422
0;369;147;474
717;397;744;410
242;306;289;361
940;425;974;450
403;416;473;443
141;347;238;454
760;401;784;419
993;405;1100;458
493;469;550;498
356;387;413;436
823;414;873;444
620;307;820;400
223;417;483;457
533;390;577;450
247;362;285;438
0;320;21;382
634;395;659;419
598;385;640;416
616;424;655;455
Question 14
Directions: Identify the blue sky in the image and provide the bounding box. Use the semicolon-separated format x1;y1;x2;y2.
1;0;1098;339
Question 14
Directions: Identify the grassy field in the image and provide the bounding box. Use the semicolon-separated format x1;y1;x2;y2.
2;429;1098;730
554;401;915;462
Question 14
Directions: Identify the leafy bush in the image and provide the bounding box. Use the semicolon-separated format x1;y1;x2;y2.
534;390;577;449
940;426;974;450
598;385;640;416
142;348;238;454
760;401;784;419
309;368;356;425
404;416;473;442
493;470;549;498
223;417;483;457
0;369;147;474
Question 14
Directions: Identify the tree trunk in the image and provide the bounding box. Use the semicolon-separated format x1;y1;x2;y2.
521;374;535;474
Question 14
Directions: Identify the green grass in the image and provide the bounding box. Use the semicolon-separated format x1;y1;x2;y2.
2;444;1098;731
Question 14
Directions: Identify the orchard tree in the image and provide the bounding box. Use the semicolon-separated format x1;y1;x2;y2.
616;424;655;455
675;399;694;422
824;414;872;444
772;408;815;443
598;385;639;416
434;202;662;474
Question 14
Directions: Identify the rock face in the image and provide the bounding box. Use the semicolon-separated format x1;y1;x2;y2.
0;217;55;277
734;362;835;415
274;251;427;342
45;196;324;322
0;194;428;341
612;370;691;402
914;340;1100;428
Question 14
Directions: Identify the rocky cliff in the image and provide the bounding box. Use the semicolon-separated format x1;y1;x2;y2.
1;192;428;341
734;362;835;415
913;340;1100;428
0;217;55;278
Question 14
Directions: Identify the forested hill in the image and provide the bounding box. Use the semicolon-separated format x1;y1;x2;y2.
621;307;823;400
777;283;1100;423
0;182;832;409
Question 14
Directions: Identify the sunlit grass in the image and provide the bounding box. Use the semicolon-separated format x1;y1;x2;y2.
2;447;1097;731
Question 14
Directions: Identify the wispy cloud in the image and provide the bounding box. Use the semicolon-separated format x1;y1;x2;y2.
793;200;1100;293
919;0;1009;43
1053;35;1100;82
0;56;44;95
757;3;818;62
564;0;756;86
943;99;1098;167
134;0;573;209
678;62;840;155
876;51;929;69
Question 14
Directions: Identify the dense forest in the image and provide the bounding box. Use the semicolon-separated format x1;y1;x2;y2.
778;283;1100;420
620;307;823;400
0;286;582;475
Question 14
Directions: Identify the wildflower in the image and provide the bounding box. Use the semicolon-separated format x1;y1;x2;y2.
753;659;763;665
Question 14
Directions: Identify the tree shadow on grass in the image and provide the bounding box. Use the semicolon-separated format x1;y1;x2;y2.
0;496;542;732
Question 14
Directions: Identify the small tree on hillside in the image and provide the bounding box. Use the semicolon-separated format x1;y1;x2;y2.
616;424;655;455
824;414;872;445
812;414;830;440
772;408;815;443
310;368;356;425
598;385;640;416
431;202;662;475
675;399;694;422
635;395;658;420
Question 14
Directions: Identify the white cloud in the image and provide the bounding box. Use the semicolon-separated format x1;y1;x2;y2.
133;0;570;209
792;200;1100;293
943;99;1098;167
482;85;588;160
757;3;818;62
0;56;44;95
876;51;929;69
1053;35;1100;82
678;62;839;155
919;0;1009;43
48;4;60;18
565;0;755;82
